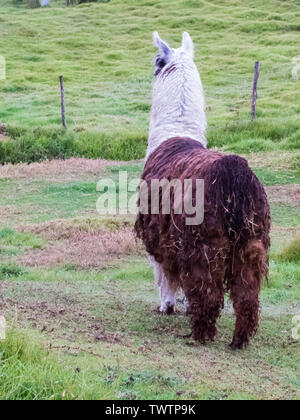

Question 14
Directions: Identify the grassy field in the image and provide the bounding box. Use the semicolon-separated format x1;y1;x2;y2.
0;157;299;400
0;0;299;401
0;0;300;161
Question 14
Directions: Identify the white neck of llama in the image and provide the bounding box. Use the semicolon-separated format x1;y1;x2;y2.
146;33;207;160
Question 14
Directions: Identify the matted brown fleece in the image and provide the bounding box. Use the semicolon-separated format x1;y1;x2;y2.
135;137;270;349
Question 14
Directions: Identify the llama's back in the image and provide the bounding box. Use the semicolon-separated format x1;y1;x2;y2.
135;137;222;265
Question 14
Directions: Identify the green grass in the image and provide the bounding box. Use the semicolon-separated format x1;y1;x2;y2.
0;126;148;164
253;168;300;186
0;0;299;401
0;228;45;249
265;260;300;303
0;162;143;224
0;329;83;400
0;263;25;278
0;0;300;162
270;204;300;228
0;228;46;259
0;178;100;224
1;160;300;227
0;328;197;400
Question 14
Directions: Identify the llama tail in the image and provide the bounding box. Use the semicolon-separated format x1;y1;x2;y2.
207;155;270;247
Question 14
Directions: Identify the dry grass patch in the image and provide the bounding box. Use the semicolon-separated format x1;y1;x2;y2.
21;217;134;241
18;228;143;270
266;184;300;206
0;158;115;182
0;205;23;222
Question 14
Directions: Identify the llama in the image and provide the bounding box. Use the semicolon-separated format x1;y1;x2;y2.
135;32;271;349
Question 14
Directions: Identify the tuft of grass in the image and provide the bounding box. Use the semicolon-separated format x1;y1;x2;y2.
0;127;74;165
71;130;147;161
0;228;46;249
207;120;300;154
277;238;300;263
0;329;83;400
264;259;300;303
0;263;26;278
0;126;147;164
0;228;46;262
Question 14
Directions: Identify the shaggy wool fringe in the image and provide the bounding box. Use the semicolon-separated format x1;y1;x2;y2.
135;137;271;349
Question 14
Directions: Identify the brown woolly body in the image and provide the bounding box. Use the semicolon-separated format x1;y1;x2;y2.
135;137;271;349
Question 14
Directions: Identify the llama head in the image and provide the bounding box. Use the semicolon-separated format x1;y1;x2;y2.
147;30;207;157
153;31;194;76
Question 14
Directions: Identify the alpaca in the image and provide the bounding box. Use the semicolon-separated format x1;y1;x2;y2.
135;32;270;349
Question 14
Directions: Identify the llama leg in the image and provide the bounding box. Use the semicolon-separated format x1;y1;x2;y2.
229;240;267;350
158;266;178;314
182;264;225;344
230;287;259;350
152;260;177;314
183;295;189;312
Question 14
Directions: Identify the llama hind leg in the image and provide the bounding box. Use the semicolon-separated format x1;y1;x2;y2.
182;264;225;343
229;240;267;350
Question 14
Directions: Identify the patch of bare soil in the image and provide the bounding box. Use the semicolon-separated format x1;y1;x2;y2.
0;205;22;220
17;228;143;269
0;288;126;346
266;184;300;206
0;204;45;227
0;158;117;181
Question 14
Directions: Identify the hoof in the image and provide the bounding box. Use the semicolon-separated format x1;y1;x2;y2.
157;303;175;315
229;340;248;351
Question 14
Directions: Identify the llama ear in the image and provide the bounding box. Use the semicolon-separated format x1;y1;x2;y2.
182;32;194;58
153;32;171;58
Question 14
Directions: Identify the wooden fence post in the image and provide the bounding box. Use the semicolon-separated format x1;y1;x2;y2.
251;61;260;121
59;75;66;128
